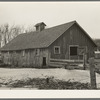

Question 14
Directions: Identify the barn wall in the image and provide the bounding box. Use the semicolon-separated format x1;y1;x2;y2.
49;23;96;60
1;48;50;67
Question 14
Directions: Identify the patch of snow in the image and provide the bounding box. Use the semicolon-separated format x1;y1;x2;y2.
0;68;100;88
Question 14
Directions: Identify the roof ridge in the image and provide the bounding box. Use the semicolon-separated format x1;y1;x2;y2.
25;20;76;34
41;20;76;31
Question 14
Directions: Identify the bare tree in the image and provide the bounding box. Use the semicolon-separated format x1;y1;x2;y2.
25;25;35;33
0;23;25;47
9;25;24;41
0;23;36;47
0;23;9;47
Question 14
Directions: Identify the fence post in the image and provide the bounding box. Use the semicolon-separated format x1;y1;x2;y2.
89;57;97;89
83;53;86;70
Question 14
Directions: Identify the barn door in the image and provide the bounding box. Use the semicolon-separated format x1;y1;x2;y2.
43;57;46;66
78;46;87;60
69;45;78;60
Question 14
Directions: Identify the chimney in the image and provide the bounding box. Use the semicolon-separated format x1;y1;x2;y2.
35;22;46;31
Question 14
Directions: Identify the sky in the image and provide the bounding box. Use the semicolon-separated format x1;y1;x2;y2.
0;2;100;38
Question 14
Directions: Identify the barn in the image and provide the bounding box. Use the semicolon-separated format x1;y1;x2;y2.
0;21;97;68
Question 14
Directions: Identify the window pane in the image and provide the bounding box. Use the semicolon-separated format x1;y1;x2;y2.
36;49;39;55
55;47;60;54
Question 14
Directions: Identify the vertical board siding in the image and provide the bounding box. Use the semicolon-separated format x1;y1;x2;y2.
2;48;49;67
1;23;96;67
49;23;96;60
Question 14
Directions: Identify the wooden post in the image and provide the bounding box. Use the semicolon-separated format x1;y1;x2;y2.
46;78;49;84
89;57;97;89
83;53;86;70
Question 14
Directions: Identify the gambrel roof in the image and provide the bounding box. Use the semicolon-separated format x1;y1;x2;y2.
1;21;97;51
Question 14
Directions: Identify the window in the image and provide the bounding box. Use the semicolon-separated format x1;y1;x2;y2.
8;52;9;55
7;52;9;57
54;46;60;54
35;49;39;56
22;50;25;56
70;46;78;56
13;51;16;54
36;26;39;31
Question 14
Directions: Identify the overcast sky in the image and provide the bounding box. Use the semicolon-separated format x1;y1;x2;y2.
0;2;100;38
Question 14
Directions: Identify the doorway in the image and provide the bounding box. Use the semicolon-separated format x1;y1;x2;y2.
69;45;78;59
43;57;46;66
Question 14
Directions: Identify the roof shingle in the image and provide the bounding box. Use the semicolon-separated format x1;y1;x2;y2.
1;21;96;51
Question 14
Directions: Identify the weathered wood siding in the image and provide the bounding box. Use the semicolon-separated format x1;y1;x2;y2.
1;23;97;67
2;48;49;67
49;23;96;60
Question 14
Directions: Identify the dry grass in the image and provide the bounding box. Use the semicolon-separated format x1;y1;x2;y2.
7;77;91;90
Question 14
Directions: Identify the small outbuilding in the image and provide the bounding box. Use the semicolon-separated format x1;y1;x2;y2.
0;21;97;68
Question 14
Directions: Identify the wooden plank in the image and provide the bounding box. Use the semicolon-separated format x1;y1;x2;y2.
48;63;64;68
49;62;68;65
50;58;83;63
89;57;97;89
83;53;87;70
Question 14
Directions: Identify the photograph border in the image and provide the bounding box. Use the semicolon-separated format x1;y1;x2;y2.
0;0;100;99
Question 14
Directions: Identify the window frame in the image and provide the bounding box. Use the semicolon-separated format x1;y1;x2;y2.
35;49;40;56
22;50;25;56
54;46;60;54
7;51;9;57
